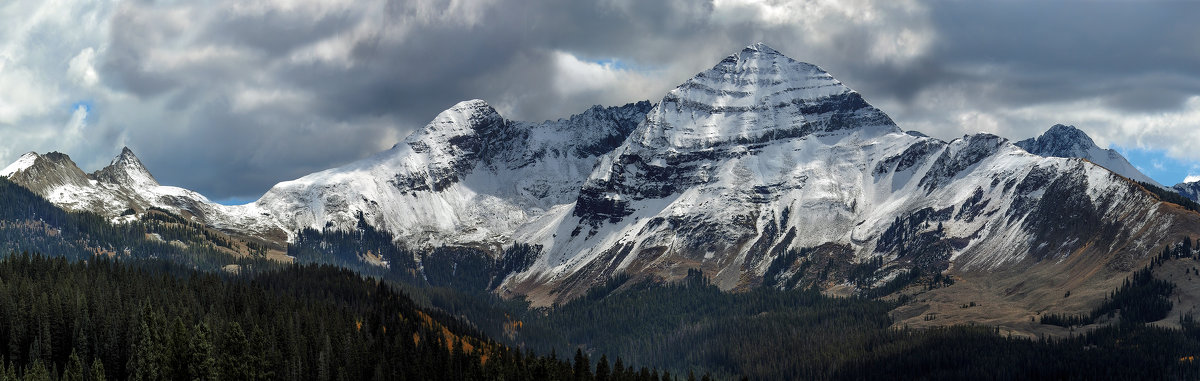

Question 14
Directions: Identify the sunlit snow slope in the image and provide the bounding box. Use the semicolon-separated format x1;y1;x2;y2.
250;99;652;249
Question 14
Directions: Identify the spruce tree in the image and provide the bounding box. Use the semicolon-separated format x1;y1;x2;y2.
573;349;591;381
23;360;51;381
595;355;610;381
62;350;84;381
218;323;251;381
188;323;217;381
89;357;105;381
127;321;159;381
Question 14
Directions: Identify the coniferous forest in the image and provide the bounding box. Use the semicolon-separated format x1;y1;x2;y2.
0;254;685;381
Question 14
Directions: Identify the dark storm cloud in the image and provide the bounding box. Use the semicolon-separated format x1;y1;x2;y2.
819;1;1200;172
89;0;768;199
874;1;1200;115
4;0;1199;199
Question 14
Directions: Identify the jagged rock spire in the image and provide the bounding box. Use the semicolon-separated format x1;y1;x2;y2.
92;147;159;187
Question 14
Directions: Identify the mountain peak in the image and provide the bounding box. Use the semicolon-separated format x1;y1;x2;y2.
629;43;897;150
742;42;782;56
1016;124;1099;158
403;99;504;147
92;147;158;187
1016;124;1159;186
715;42;823;77
1045;124;1096;148
2;151;93;193
1;152;41;177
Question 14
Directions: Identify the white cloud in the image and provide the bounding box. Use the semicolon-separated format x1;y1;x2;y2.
1185;174;1200;184
710;0;933;65
552;50;635;95
68;47;99;87
0;0;115;163
231;86;311;113
0;63;60;124
63;104;89;147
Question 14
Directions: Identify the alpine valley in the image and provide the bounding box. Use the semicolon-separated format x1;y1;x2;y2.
7;43;1200;379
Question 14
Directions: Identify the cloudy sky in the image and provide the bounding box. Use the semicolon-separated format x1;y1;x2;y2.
1;0;1199;203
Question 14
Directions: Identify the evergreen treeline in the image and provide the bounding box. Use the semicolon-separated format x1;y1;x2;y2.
836;323;1200;380
512;269;894;379
1041;240;1190;327
1140;181;1200;212
0;254;692;381
288;219;539;294
0;177;247;270
503;268;1200;380
288;211;417;275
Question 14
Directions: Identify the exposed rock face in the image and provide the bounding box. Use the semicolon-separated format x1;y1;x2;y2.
2;152;92;196
91;147;159;188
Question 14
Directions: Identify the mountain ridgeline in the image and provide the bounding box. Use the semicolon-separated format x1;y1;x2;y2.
5;43;1200;335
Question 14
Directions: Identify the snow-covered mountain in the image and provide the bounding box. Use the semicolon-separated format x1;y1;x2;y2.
1015;124;1159;186
5;43;1196;321
1175;181;1200;202
498;43;1193;306
250;99;652;249
0;147;281;239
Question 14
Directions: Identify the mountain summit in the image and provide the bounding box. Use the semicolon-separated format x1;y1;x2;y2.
631;43;896;150
572;43;900;224
92;147;159;187
503;43;1190;311
1174;180;1200;202
1015;124;1158;186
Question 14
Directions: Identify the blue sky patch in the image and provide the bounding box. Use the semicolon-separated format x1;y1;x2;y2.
590;58;628;70
1111;145;1200;186
70;100;93;115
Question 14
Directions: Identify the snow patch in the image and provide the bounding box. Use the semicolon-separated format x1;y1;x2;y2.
0;152;38;177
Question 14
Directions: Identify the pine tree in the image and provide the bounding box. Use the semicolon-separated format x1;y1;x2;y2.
0;359;12;381
574;349;591;381
595;355;610;381
218;323;251;381
89;357;106;381
612;357;625;380
22;360;51;381
128;321;160;381
62;350;85;381
168;318;189;381
188;322;217;381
